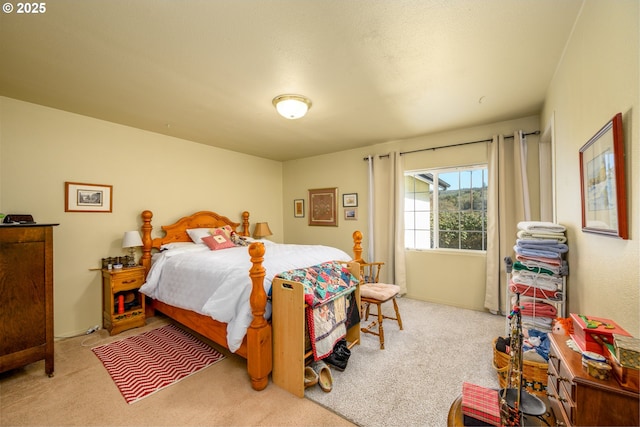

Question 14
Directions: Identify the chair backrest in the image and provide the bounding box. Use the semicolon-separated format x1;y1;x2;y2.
359;261;384;284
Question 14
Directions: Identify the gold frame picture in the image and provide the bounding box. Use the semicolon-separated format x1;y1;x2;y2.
294;199;305;218
579;113;627;239
65;182;113;213
308;187;338;226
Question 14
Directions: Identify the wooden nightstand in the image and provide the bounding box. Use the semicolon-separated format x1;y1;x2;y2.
102;265;146;335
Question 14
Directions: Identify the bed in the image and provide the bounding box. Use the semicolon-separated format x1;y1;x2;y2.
138;209;363;392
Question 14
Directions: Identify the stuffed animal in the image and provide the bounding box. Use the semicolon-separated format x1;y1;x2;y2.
552;317;574;336
230;231;249;246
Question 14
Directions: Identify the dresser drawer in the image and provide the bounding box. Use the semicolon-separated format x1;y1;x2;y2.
546;376;572;427
110;270;145;292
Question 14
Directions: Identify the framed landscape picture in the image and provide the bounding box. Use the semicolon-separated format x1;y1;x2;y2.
579;113;627;239
65;182;112;213
342;193;358;207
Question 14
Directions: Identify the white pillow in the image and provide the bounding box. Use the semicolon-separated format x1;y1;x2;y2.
186;228;211;244
160;242;196;251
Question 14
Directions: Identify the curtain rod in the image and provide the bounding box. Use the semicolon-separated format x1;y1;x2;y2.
363;130;540;160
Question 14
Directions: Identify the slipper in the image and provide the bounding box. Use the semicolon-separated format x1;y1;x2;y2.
310;360;333;392
304;366;318;388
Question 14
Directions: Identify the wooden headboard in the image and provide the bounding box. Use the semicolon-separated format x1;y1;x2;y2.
140;210;250;273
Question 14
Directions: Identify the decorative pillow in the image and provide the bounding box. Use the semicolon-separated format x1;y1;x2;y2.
210;225;233;239
186;228;212;244
202;229;235;250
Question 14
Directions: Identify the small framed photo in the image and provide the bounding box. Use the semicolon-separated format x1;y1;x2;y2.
65;182;112;213
343;193;358;207
294;199;305;218
344;208;358;220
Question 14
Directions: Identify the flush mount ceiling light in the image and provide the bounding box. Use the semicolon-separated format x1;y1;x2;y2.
272;94;312;119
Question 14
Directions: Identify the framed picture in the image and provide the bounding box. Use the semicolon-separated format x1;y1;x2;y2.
344;208;358;220
579;113;627;239
294;199;305;218
65;182;113;213
308;187;338;226
342;193;358;207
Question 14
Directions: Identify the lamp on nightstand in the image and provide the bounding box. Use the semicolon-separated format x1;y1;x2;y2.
253;222;273;240
122;230;143;267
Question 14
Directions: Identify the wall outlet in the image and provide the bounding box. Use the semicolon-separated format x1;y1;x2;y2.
86;325;100;335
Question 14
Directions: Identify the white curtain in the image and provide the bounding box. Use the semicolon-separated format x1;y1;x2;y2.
485;132;531;313
539;138;553;221
366;155;375;262
368;152;407;293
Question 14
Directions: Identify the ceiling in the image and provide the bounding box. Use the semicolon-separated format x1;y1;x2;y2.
0;0;583;161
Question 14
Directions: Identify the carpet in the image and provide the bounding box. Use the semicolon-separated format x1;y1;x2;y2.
304;298;505;426
92;324;225;404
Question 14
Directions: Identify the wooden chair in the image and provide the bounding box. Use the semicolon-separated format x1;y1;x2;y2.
358;261;403;349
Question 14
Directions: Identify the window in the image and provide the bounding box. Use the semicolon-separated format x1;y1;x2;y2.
404;165;488;251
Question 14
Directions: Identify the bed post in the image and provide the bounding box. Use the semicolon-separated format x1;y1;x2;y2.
141;210;153;275
246;242;272;391
352;230;364;264
240;211;250;237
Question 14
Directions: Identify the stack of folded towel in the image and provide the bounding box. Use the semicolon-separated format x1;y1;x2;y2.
510;221;569;334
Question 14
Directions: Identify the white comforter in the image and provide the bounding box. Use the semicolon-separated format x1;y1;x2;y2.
139;240;351;353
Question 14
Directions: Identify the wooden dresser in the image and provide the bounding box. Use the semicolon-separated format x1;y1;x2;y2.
547;333;639;426
0;224;57;376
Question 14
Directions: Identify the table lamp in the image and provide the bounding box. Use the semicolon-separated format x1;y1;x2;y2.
122;230;143;267
253;222;273;239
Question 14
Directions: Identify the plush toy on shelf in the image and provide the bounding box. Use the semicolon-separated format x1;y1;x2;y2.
552;317;574;336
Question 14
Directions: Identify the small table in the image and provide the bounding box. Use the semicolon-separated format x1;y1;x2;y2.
102;265;146;335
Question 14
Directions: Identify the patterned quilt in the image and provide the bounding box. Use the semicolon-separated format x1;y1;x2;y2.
276;261;358;359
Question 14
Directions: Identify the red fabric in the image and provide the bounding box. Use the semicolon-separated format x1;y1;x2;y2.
520;301;557;318
202;229;235;250
461;382;502;426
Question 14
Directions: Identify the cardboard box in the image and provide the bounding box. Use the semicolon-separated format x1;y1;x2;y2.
461;382;501;427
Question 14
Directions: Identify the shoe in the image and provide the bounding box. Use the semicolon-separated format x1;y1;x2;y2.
310;360;333;392
304;366;318;388
334;339;351;359
325;352;348;371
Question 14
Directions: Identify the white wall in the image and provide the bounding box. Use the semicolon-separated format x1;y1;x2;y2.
0;97;283;337
542;0;639;335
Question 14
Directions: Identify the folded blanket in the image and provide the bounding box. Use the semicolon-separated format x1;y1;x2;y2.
515;253;563;267
509;282;562;301
522;315;553;329
517;221;566;233
520;300;558;318
512;270;562;289
513;245;562;260
517;230;567;243
516;240;568;253
513;260;558;276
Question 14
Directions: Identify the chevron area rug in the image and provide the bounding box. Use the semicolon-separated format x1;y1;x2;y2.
92;324;225;404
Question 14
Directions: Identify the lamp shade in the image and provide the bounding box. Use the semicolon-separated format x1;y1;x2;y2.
122;230;143;248
272;94;312;119
253;222;273;239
